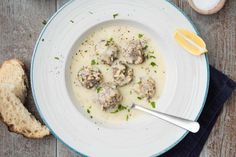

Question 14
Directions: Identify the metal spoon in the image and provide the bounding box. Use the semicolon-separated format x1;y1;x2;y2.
131;104;200;133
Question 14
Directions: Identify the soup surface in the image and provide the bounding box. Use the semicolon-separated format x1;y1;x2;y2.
70;24;166;124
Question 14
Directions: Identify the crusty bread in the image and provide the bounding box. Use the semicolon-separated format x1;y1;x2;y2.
0;59;50;138
0;59;27;103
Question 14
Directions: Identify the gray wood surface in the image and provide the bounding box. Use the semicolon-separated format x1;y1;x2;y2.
0;0;57;157
0;0;235;157
172;1;236;157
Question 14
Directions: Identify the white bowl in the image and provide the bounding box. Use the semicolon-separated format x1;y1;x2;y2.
31;0;209;156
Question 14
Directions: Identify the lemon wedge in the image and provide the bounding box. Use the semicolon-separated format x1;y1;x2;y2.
174;29;208;55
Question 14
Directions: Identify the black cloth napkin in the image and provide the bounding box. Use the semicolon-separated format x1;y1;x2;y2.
160;66;236;157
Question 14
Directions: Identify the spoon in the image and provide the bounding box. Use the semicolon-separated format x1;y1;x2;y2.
131;104;200;133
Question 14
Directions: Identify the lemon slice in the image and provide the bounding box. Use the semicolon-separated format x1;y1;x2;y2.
174;29;208;55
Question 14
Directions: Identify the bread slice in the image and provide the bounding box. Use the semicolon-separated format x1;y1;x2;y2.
0;59;50;138
0;59;27;103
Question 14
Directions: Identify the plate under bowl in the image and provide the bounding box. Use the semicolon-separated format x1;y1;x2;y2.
31;0;209;156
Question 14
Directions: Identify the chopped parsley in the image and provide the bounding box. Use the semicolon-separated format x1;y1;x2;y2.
42;20;47;25
111;110;119;114
145;50;156;60
91;59;97;65
87;109;91;114
89;11;94;14
149;101;156;108
144;53;149;59
137;97;142;100
126;115;129;121
42;38;45;42
150;62;157;67
105;37;114;46
111;104;127;113
96;86;102;93
113;13;119;19
142;45;148;51
118;105;127;110
54;57;59;60
149;55;156;59
138;34;144;38
70;20;74;23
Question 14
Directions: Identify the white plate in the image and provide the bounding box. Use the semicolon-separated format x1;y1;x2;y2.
31;0;209;156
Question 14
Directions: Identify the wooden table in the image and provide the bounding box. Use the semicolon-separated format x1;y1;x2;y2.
0;0;235;156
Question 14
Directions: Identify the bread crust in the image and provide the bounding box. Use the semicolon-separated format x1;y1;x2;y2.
0;59;50;139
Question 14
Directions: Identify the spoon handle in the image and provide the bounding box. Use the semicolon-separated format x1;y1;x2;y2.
133;104;200;133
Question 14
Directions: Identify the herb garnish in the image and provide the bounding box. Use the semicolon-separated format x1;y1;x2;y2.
89;11;94;14
138;34;144;38
96;86;102;93
126;115;129;121
150;62;157;67
42;20;47;25
149;55;156;59
42;38;45;42
144;53;149;59
87;109;91;114
118;105;127;110
70;20;74;23
142;45;148;51
137;97;142;100
113;13;119;19
149;101;156;108
105;37;114;46
91;59;97;65
111;104;127;113
54;57;59;60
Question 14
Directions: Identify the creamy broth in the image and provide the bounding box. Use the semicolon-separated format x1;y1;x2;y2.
70;24;166;124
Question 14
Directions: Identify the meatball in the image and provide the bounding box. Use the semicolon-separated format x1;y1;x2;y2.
136;77;156;99
96;39;119;65
112;61;133;86
123;40;145;64
78;66;102;89
97;83;123;111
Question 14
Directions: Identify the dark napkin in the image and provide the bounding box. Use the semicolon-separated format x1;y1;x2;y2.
160;66;236;157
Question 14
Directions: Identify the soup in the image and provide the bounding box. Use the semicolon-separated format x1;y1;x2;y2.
70;24;166;124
